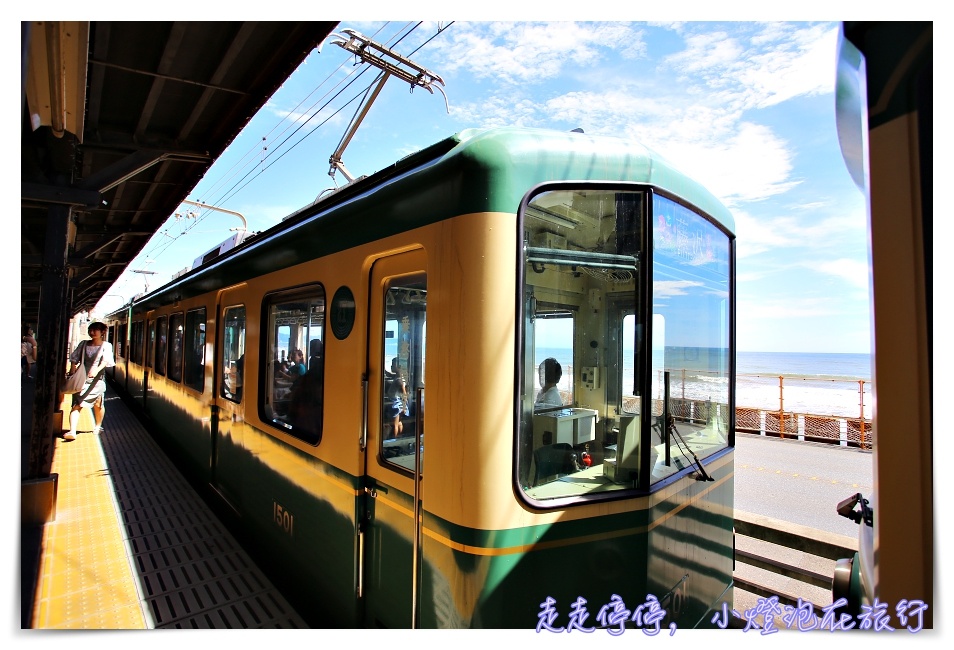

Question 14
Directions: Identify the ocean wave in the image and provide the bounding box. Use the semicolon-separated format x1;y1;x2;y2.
738;372;869;382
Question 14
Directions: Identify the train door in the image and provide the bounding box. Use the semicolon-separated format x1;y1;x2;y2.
211;288;247;508
362;250;427;628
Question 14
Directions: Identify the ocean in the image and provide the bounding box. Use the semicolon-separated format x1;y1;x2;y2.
737;351;870;381
534;348;872;419
736;351;871;419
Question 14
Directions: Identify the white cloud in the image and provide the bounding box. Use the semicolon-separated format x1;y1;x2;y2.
736;293;871;353
733;210;793;258
664;22;837;111
739;295;839;320
810;258;871;290
653;280;703;297
540;89;669;137
471;88;798;207
652;121;799;206
734;204;869;261
269;101;349;133
449;95;544;127
438;22;645;84
740;23;838;108
664;29;745;77
434;23;846;208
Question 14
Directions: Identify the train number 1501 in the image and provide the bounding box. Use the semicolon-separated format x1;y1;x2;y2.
273;501;295;537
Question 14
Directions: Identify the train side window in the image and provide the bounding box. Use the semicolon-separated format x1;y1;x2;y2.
146;320;155;369
380;275;426;472
221;306;246;402
115;325;123;359
155;316;168;376
261;286;325;445
168;313;185;382
130;320;144;365
184;308;206;392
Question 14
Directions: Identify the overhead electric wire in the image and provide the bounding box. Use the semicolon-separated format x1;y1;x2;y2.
169;23;421;236
214;22;442;202
128;28;400;266
199;23;401;203
111;22;455;298
212;21;455;208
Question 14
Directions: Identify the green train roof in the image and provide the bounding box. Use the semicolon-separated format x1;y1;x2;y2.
123;126;733;315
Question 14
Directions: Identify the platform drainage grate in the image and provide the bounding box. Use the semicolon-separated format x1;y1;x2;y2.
98;404;309;628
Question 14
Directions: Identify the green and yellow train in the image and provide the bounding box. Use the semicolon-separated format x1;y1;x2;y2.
105;126;736;629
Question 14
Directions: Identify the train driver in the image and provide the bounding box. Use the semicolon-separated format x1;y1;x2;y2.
534;357;564;410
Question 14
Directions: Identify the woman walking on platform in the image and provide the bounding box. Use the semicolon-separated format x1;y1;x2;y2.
63;322;115;441
21;324;38;380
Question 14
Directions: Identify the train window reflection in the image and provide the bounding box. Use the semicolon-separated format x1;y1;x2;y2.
381;275;426;472
155;316;168;376
221;306;245;402
261;286;325;445
648;194;731;484
146;320;155;369
168;313;184;382
130;319;144;365
184;308;206;392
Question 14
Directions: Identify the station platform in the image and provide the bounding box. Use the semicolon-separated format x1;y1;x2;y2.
20;378;309;629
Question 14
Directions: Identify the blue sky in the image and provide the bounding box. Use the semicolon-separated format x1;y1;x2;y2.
95;20;873;354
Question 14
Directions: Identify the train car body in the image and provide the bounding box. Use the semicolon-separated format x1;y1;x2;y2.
105;126;736;629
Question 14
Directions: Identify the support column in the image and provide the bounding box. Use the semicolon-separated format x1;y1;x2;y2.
28;203;72;480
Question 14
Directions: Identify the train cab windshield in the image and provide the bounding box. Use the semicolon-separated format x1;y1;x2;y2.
519;187;732;502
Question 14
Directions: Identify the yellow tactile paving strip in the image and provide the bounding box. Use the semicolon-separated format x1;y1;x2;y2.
28;388;309;629
32;430;148;628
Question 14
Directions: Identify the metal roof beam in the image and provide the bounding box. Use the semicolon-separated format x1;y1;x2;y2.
72;261;127;287
89;58;248;95
70;231;152;262
21;181;101;208
178;22;257;142
77;148;210;194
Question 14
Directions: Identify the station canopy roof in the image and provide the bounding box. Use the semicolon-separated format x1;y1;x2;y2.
22;21;339;325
